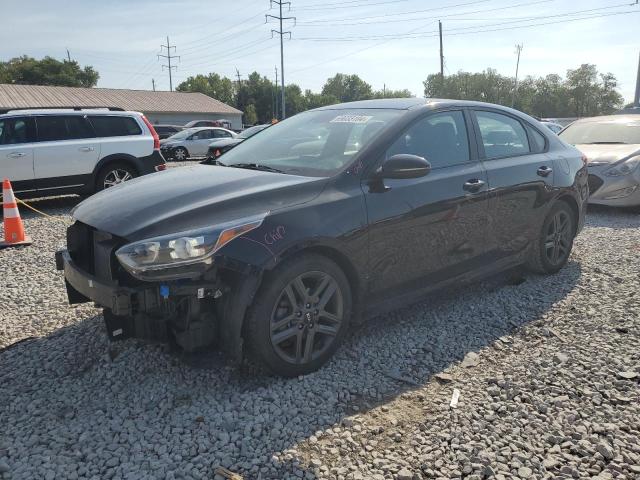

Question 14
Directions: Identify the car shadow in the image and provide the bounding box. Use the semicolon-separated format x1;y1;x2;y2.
0;261;582;479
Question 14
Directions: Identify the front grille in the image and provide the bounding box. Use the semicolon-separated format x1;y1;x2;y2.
67;221;94;274
588;174;604;195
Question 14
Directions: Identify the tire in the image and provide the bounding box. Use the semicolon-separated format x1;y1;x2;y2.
95;162;137;191
245;253;352;377
172;147;189;161
527;201;575;274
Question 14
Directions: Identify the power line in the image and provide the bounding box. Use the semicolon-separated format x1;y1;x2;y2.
293;0;410;10
158;36;180;91
266;0;296;119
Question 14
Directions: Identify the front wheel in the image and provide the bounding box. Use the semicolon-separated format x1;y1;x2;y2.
527;201;575;274
172;147;189;161
245;254;352;377
96;163;137;191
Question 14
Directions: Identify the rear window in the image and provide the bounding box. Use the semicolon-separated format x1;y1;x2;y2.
35;115;94;142
88;116;142;137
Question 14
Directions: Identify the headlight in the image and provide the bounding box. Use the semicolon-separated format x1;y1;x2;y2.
603;156;640;177
115;213;267;280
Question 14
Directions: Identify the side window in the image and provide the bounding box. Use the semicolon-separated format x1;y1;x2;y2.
214;130;231;138
88;116;142;137
66;116;94;139
475;111;530;159
36;116;69;142
528;127;547;153
0;117;34;145
387;110;470;168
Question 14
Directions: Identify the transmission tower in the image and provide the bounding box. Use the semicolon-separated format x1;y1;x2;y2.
266;1;295;119
158;36;180;91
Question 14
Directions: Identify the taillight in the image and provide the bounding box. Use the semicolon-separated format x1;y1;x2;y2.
215;149;221;157
155;164;167;172
141;115;160;150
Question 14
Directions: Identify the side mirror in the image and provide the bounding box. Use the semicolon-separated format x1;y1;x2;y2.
379;154;431;179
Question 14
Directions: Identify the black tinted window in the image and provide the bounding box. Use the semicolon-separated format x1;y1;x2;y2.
388;110;470;168
88;116;142;137
214;129;232;138
35;115;95;141
476;111;530;158
0;117;34;145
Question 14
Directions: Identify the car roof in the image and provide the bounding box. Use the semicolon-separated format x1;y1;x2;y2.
0;108;141;117
571;114;640;124
313;97;532;114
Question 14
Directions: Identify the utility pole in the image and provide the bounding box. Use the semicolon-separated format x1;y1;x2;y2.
66;49;71;62
383;83;386;98
158;36;179;92
235;68;242;110
266;1;295;119
152;79;156;92
635;51;640;107
274;66;279;120
511;44;523;108
439;21;444;87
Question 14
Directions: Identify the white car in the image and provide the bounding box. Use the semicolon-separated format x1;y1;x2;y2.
160;127;237;160
0;108;165;197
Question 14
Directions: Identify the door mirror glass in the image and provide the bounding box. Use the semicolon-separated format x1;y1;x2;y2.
380;154;431;179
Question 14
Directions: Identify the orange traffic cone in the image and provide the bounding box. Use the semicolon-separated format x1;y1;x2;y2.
1;178;32;248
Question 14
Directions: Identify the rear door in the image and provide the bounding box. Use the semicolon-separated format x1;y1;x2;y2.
0;116;36;194
364;109;490;298
33;115;100;190
471;109;554;261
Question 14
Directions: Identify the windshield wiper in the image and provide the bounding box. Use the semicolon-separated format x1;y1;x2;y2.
586;141;628;144
229;163;286;174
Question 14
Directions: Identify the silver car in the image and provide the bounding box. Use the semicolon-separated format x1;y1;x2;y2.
560;115;640;207
160;127;237;160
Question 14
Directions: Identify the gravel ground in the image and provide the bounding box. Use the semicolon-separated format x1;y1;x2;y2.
1;176;638;480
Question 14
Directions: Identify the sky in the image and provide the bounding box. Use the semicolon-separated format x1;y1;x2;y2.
1;0;639;104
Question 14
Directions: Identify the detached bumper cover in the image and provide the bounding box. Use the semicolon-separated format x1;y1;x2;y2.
55;249;158;316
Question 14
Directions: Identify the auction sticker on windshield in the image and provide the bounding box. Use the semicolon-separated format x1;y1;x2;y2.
330;115;373;124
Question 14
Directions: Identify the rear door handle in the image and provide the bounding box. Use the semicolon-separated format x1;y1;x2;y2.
463;178;486;193
537;166;553;177
7;152;26;158
79;146;95;152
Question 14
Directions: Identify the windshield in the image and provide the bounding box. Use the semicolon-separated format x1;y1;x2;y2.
238;125;267;139
217;109;403;176
166;128;199;141
560;118;640;145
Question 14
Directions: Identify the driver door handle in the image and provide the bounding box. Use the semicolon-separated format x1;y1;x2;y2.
537;166;553;177
79;146;95;152
463;178;485;193
7;152;26;158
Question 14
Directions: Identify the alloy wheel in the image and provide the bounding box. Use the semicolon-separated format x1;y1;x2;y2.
103;169;133;189
544;210;572;266
173;148;187;161
269;271;344;365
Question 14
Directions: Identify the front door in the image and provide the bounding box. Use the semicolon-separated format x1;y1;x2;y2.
189;129;215;156
0;116;36;194
364;109;490;300
471;109;555;261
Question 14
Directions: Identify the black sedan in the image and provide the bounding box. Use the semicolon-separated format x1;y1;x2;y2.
56;98;588;376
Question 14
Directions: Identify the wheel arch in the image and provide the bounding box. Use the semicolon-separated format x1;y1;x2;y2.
91;154;142;191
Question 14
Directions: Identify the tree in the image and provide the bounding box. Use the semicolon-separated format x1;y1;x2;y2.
176;73;235;106
423;65;623;118
244;104;258;125
304;90;338;109
321;73;373;102
373;88;413;99
0;56;99;87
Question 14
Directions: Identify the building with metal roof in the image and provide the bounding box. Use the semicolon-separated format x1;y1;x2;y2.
0;84;243;129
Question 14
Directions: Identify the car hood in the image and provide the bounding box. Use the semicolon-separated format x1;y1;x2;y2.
72;165;325;240
575;144;640;165
208;138;242;149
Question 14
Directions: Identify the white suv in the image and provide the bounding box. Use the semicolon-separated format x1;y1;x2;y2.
0;108;166;197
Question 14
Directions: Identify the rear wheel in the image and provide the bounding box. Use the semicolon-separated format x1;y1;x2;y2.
96;162;137;191
172;147;189;161
527;201;575;274
245;254;352;377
